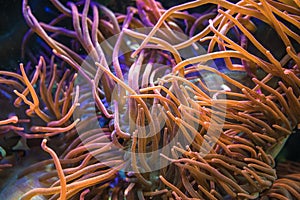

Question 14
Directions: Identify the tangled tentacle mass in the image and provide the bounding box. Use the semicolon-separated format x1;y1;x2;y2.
0;0;299;199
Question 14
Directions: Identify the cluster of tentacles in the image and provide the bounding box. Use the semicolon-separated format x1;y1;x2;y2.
0;0;299;199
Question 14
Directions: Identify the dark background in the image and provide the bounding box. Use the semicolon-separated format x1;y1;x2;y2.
0;0;28;70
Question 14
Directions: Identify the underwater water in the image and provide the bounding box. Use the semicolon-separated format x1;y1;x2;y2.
0;0;299;199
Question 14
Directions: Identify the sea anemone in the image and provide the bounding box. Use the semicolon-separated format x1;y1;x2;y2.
0;0;299;199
